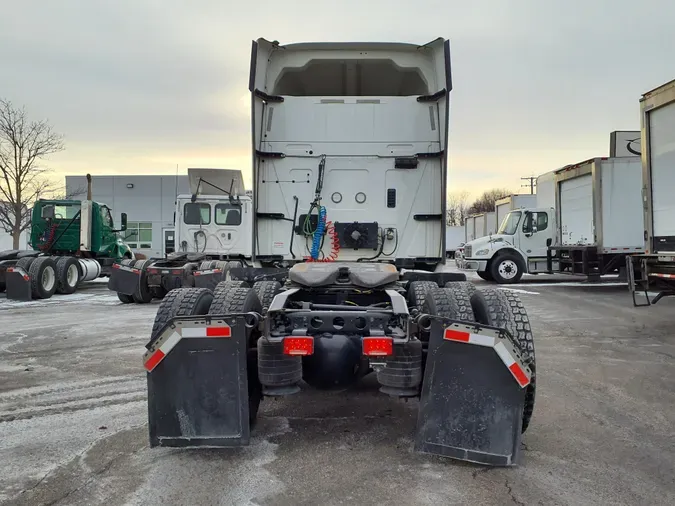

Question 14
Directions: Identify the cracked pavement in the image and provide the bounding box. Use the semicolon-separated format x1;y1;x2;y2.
1;273;674;505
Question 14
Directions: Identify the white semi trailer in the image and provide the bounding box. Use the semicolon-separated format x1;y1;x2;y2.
462;157;643;283
627;79;675;305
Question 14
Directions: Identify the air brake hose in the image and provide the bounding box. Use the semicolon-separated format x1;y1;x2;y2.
310;206;327;260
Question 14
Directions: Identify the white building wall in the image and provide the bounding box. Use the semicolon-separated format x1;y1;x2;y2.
65;175;190;258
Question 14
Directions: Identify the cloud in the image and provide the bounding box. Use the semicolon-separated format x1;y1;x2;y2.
1;0;674;195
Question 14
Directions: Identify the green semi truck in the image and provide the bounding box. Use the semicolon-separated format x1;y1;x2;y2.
0;175;133;300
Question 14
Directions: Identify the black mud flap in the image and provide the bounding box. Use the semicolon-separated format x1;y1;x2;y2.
193;267;225;291
5;266;32;301
415;319;531;466
144;314;251;448
107;263;141;295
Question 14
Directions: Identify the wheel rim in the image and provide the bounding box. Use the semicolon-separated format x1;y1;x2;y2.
42;266;56;292
498;260;519;280
66;264;79;287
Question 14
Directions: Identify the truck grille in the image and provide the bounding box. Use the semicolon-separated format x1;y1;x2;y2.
464;245;472;258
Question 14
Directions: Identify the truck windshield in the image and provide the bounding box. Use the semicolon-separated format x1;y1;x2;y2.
497;211;522;235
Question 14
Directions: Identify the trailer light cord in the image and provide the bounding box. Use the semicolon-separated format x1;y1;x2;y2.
382;228;399;257
357;228;386;262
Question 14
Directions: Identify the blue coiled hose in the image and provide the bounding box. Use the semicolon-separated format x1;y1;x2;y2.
311;205;327;259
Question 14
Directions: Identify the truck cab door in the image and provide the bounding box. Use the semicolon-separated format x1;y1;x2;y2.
519;211;552;258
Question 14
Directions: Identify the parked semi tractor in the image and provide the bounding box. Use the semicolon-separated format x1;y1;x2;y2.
108;168;259;304
627;79;675;305
462;156;643;283
0;175;133;300
138;37;537;467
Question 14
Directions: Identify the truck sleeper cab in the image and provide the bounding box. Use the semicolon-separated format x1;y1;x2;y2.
250;38;451;271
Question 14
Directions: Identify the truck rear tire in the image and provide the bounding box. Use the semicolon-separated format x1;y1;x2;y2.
151;287;215;339
118;292;135;304
252;280;282;314
207;286;263;424
470;288;536;433
442;282;476;322
27;257;58;299
132;259;153;304
489;252;524;284
56;257;80;294
476;270;494;282
406;280;439;312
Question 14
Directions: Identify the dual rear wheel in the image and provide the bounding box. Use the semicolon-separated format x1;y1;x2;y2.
149;280;282;426
418;281;537;433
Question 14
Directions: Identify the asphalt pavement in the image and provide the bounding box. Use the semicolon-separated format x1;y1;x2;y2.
1;272;674;505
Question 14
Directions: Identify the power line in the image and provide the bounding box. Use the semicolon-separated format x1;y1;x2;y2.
521;176;536;194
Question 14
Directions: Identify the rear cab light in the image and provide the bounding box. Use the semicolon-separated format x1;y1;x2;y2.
362;337;393;356
283;336;314;356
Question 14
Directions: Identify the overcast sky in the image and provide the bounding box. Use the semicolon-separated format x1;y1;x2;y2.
1;0;673;197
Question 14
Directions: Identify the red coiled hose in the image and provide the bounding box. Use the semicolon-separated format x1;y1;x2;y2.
305;221;340;262
38;223;58;251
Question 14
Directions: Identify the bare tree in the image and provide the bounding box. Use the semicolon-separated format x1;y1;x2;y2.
447;190;470;226
467;187;512;215
0;99;65;248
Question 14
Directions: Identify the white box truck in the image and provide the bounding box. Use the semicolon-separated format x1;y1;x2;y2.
445;225;464;258
464;215;476;242
495;195;536;232
627;79;675;306
462;157;643;283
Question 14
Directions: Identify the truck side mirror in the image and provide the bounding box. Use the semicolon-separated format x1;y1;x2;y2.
120;212;128;232
41;205;55;220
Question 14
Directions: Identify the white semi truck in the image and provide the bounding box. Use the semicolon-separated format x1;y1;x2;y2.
462;157;644;283
627;79;675;305
132;37;538;468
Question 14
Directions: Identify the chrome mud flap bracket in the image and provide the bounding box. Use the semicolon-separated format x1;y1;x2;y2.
415;318;532;466
144;314;253;448
107;263;141;295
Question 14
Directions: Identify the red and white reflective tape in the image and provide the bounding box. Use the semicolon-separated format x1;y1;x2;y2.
194;269;222;276
6;267;30;281
113;263;141;274
493;342;530;387
443;329;496;347
443;328;531;388
144;331;180;372
650;272;675;279
143;324;232;372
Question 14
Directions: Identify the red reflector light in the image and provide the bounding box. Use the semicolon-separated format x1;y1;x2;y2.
443;329;470;343
206;326;231;338
283;336;314;356
362;337;393;356
509;363;530;387
113;264;120;269
147;268;158;274
172;269;183;275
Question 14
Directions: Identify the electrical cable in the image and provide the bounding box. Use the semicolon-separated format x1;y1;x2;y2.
357;229;386;262
382;228;399;257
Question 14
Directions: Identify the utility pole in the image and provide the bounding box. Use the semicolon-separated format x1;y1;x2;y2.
521;176;536;194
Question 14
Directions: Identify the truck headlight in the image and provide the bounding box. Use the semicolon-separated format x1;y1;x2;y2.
475;249;489;256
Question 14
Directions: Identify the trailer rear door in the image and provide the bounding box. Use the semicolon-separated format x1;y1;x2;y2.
559;174;593;245
649;100;675;251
